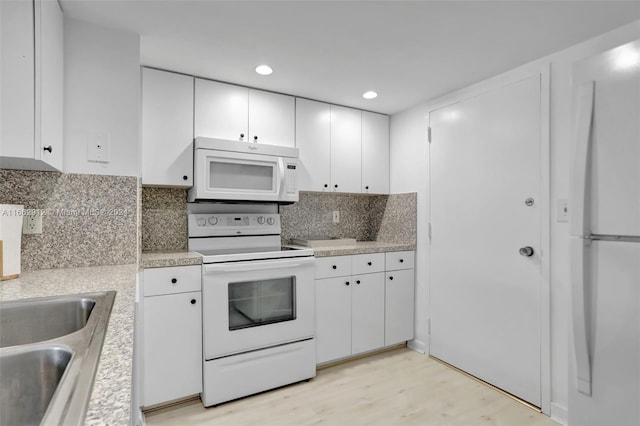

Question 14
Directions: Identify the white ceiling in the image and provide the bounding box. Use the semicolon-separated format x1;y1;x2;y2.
60;1;640;115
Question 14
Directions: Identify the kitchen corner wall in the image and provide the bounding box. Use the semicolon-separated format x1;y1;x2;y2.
0;170;137;270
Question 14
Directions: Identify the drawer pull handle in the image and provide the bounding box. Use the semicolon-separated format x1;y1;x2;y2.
190;299;196;305
399;259;404;263
356;280;361;284
171;278;177;284
345;281;350;286
389;276;394;281
367;262;372;266
332;265;337;270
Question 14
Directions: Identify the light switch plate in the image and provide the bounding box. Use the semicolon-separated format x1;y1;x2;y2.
557;198;569;222
88;132;110;163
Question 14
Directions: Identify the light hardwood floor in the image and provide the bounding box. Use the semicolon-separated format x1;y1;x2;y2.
145;348;558;426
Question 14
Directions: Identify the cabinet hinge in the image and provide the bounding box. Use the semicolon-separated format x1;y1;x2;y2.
427;126;432;143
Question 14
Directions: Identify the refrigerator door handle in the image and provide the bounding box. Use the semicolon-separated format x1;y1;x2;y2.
570;81;595;237
571;238;592;396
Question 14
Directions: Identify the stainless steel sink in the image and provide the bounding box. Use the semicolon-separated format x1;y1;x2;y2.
0;345;73;425
0;291;116;426
0;296;96;348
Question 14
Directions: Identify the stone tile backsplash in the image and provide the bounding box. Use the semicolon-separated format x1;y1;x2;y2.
279;191;417;245
141;187;188;251
0;170;138;270
1;168;414;269
140;190;417;251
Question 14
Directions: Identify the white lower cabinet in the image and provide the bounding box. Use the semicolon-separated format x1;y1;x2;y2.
385;269;415;346
315;251;414;364
315;277;351;363
351;273;385;354
385;251;416;346
142;266;202;407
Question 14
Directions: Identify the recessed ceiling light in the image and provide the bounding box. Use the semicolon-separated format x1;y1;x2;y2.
362;91;378;99
255;65;273;75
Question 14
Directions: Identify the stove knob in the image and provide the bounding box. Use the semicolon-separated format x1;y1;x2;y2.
208;216;218;225
196;218;206;226
257;216;265;225
267;217;275;225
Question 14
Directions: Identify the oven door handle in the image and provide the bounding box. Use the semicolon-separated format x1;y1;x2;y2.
204;258;313;274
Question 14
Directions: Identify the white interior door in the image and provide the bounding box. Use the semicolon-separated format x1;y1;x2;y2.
430;75;542;406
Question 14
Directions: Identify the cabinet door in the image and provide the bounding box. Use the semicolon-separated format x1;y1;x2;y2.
248;89;295;147
143;291;202;406
352;273;385;355
330;105;361;193
1;0;35;159
316;277;351;363
361;111;389;194
142;68;194;186
195;79;248;142
385;269;415;346
295;98;331;191
37;0;63;170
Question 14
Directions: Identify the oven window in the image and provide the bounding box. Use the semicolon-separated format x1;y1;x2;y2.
228;277;296;330
210;161;274;191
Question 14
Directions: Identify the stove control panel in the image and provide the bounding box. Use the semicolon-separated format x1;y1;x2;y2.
188;213;281;237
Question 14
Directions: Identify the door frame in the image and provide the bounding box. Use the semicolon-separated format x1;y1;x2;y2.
426;63;551;414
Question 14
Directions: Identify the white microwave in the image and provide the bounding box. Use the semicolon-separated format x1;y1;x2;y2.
188;137;299;204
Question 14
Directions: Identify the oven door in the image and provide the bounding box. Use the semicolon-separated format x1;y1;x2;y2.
190;148;285;202
202;256;315;360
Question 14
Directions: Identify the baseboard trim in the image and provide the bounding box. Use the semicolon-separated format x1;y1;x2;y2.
550;402;568;425
407;339;426;354
133;406;146;426
317;344;406;370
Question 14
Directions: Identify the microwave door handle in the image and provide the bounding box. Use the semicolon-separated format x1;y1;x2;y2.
278;158;286;198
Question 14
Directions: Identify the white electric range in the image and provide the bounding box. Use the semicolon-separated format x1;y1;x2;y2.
188;211;316;407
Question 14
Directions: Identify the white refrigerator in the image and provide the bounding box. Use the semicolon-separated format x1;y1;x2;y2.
569;40;640;426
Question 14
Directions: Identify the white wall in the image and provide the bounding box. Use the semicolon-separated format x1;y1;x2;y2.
390;20;640;424
63;18;140;176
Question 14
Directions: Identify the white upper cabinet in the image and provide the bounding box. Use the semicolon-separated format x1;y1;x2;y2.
195;79;249;142
295;100;389;194
248;89;295;146
330;105;362;193
195;79;295;147
142;68;194;187
295;98;331;191
361;111;389;194
1;0;63;171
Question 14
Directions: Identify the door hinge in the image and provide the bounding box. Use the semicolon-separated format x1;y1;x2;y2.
427;126;432;143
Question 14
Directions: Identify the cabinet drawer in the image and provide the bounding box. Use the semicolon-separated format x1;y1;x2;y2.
351;253;385;275
385;251;415;271
315;256;352;279
143;265;201;297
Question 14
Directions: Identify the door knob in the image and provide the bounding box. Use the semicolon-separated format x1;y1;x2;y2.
519;246;534;257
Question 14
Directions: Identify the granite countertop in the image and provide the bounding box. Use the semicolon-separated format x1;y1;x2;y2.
308;241;416;257
0;264;137;425
140;243;416;266
140;250;203;268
